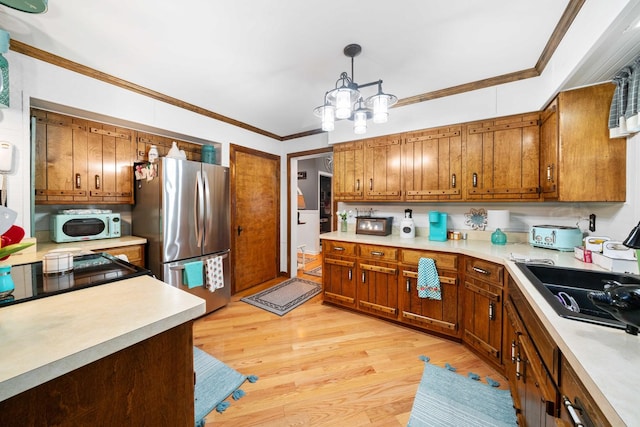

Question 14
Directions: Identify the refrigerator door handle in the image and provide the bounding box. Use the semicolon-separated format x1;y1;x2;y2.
202;170;212;247
195;170;205;247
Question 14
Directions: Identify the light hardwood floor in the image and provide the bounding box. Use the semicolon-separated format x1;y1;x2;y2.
193;253;508;426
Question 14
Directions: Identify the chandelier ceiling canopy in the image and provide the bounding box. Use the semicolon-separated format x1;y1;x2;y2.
314;43;397;135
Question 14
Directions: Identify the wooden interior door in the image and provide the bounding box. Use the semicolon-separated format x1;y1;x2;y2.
231;145;280;293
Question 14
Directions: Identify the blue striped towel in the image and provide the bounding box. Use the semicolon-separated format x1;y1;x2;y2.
417;258;441;300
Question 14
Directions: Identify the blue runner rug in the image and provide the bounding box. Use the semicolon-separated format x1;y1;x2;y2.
408;358;517;427
194;347;257;427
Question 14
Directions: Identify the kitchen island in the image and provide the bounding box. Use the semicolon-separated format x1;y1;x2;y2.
0;274;205;426
320;230;639;426
0;235;148;267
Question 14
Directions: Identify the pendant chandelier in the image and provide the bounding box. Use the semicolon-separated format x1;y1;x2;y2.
314;44;397;134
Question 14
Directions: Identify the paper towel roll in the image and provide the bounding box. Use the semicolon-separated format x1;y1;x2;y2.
487;210;510;231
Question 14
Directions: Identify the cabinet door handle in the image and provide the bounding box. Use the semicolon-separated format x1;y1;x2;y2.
348;269;352;281
511;340;517;363
75;173;81;189
562;396;586;427
406;278;411;292
472;172;478;188
489;302;495;320
472;266;490;276
369;178;373;191
362;271;366;283
370;251;384;256
356;179;360;191
515;355;522;379
95;174;101;189
547;164;554;182
451;173;456;188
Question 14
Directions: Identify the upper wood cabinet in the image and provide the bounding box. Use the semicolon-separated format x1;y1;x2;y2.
333;140;365;201
540;83;626;202
87;121;135;203
403;126;463;201
363;135;403;201
33;108;136;205
34;109;91;204
463;112;541;201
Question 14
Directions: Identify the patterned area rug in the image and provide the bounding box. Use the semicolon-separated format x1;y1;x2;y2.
408;357;517;426
194;347;257;427
241;278;321;316
305;266;322;277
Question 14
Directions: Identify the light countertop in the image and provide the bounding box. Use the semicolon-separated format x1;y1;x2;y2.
1;236;148;266
321;231;639;426
0;274;205;401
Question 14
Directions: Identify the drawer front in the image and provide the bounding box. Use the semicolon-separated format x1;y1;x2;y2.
323;240;357;257
465;258;503;285
401;249;457;270
358;244;398;262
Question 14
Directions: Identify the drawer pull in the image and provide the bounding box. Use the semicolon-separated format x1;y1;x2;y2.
472;266;491;276
370;251;384;256
562;396;585;427
333;246;345;251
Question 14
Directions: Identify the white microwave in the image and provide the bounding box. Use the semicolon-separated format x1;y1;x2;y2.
51;213;121;243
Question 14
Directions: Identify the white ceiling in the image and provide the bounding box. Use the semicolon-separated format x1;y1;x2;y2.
1;0;639;139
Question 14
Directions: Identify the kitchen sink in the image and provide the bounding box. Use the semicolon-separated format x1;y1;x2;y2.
515;263;640;330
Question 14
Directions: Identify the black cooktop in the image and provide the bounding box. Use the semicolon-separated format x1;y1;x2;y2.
0;252;150;307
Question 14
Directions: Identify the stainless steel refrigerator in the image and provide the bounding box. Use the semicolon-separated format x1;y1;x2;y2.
132;157;230;314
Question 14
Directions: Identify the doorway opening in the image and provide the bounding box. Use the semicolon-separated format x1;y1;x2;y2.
287;148;333;278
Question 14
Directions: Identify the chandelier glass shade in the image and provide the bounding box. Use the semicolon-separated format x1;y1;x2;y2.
314;44;397;134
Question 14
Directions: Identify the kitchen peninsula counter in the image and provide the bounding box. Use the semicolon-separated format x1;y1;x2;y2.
320;231;639;426
1;235;148;266
0;274;205;425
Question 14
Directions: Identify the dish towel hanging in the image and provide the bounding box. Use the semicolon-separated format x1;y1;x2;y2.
183;261;204;289
205;256;225;292
417;257;441;300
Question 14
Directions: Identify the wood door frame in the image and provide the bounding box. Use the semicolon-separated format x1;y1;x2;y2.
230;144;281;294
286;146;333;276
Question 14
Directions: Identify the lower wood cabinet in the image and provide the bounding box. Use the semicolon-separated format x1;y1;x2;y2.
322;240;357;309
399;249;460;338
101;244;145;268
558;355;611;427
462;257;504;367
356;244;398;319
